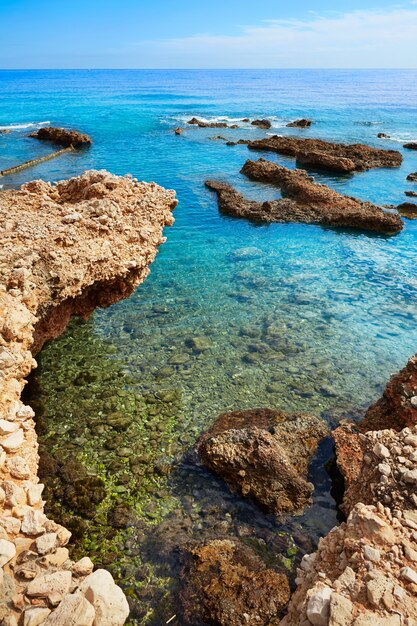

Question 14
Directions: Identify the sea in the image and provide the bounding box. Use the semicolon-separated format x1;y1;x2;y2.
2;69;417;624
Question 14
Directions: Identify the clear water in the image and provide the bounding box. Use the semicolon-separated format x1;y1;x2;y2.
3;69;417;625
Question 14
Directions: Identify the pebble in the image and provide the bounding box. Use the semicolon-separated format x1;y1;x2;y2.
378;463;391;477
373;443;390;459
363;545;381;562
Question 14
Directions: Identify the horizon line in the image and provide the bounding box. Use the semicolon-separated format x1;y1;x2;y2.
1;67;417;72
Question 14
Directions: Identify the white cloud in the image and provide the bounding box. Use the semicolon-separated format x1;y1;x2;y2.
133;7;417;68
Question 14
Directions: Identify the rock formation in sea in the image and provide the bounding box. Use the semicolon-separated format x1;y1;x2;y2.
377;132;390;138
187;117;239;129
197;408;327;516
175;127;184;135
0;169;176;624
251;119;272;129
405;191;417;198
407;172;417;182
287;119;312;128
396;202;417;219
206;160;403;234
282;355;417;626
180;539;290;626
404;142;417;150
29;127;92;148
228;135;403;172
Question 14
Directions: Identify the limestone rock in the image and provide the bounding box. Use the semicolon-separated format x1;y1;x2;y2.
43;593;95;626
306;585;332;626
26;570;72;600
23;607;52;626
78;569;129;626
0;538;16;567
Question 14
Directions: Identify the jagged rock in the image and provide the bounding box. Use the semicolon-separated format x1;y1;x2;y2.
405;190;417;197
378;133;390;138
244;135;402;171
198;408;327;515
407;172;417;181
78;569;129;626
23;607;52;626
397;202;417;219
251;119;271;129
306;585;332;625
26;570;72;601
296;150;355;173
174;127;184;135
29;126;91;147
43;593;95;626
287;118;312;128
71;557;94;577
206;160;403;234
404;142;417;150
0;538;16;567
180;539;290;626
187;117;229;128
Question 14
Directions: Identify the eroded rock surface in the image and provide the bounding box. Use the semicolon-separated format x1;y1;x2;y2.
286;119;312;128
187;118;238;129
251;119;272;129
0;169;176;624
245;135;402;172
206;160;403;234
397;202;417;219
181;539;290;626
29;127;92;148
198;408;327;516
407;172;417;182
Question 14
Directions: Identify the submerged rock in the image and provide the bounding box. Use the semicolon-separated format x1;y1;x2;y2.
245;134;402;172
404;142;417;150
405;191;417;197
407;172;417;181
286;118;312;128
206;160;403;234
397;202;417;219
198;408;327;516
180;539;290;626
29;126;92;147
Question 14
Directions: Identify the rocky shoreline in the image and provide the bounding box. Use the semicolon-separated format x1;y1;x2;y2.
0;170;176;625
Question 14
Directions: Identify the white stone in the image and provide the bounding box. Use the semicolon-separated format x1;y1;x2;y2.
0;538;16;566
306;585;333;626
35;532;57;555
6;455;30;479
26;570;72;599
401;566;417;584
79;569;129;626
21;509;46;536
0;419;18;435
71;556;94;577
404;434;417;447
1;428;24;451
410;396;417;409
378;463;391;477
43;592;95;626
16;405;35;420
27;483;44;506
373;442;390;459
3;480;25;506
23;607;51;626
363;545;381;562
403;469;417;484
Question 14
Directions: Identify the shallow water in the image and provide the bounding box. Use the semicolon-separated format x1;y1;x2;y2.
4;69;417;624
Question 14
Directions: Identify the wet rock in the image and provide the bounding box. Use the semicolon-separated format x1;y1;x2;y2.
251;119;272;129
106;412;132;430
287;118;312;128
180;539;290;626
404;142;417;150
405;190;417;197
198;408;327;515
209;135;227;141
206;161;403;234
407;172;417;181
245;135;402;171
397;202;417;219
29;127;92;147
78;569;129;626
185;336;212;352
174;127;184;135
378;133;390;138
187;118;229;128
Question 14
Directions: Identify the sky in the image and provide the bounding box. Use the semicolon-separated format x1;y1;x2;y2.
1;0;417;69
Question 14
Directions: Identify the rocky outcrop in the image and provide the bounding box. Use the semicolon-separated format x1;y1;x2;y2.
206;160;403;234
404;142;417;150
29;127;92;148
287;119;312;128
175;127;184;135
282;357;417;626
378;133;390;139
245;135;403;172
251;119;272;129
405;191;417;197
397;202;417;219
181;539;290;626
187;118;239;129
197;408;327;516
0;170;176;624
407;172;417;182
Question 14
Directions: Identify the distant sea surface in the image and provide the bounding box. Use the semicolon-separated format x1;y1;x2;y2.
3;70;417;624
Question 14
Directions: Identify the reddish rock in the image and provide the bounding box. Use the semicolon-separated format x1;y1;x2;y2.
29;126;91;147
361;353;417;432
206;159;403;234
246;135;402;171
198;408;327;516
180;539;290;626
287;119;312;128
397;202;417;219
296;150;355;173
251;119;272;129
405;191;417;197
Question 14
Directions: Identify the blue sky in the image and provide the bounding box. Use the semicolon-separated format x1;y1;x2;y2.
1;0;417;68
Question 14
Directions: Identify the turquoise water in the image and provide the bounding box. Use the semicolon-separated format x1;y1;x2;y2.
3;70;417;624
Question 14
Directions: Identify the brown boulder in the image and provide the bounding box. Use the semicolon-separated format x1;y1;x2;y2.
29;126;91;147
180;539;290;626
404;142;417;150
206;159;403;234
286;119;312;128
405;190;417;197
361;353;417;432
397;202;417;219
378;132;390;138
187;117;229;129
175;127;184;135
197;408;327;516
407;172;417;182
251;119;272;129
246;135;402;171
296;150;356;173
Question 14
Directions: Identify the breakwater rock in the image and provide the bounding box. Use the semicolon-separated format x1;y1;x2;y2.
198;408;327;516
29;127;92;148
282;358;417;626
0;170;176;624
287;119;312;128
206;160;403;234
239;135;403;172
